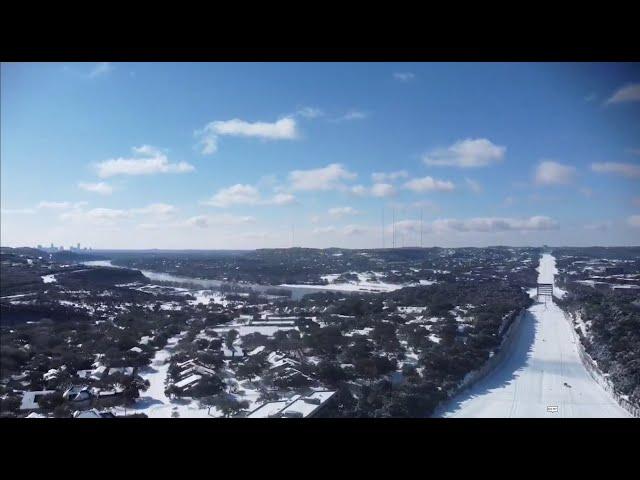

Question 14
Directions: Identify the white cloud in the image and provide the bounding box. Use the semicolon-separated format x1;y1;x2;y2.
465;178;483;193
584;222;612;231
371;170;408;183
580;187;593;198
131;203;177;216
270;193;297;206
196;117;298;155
403;176;455;193
203;184;296;208
628;215;640;228
349;185;368;196
296;107;324;119
409;200;440;212
389;220;424;236
78;181;113;195
1;208;36;215
184;214;255;228
370;183;396;197
393;72;415;82
328;206;359;218
38;201;74;210
88;62;112;78
605;83;640;105
431;215;558;233
332;110;368;122
312;226;337;234
289;163;357;191
61;208;130;225
423;138;506;168
343;224;367;235
60;203;177;227
96;145;194;178
535;161;576;185
591;162;640;179
204;184;261;207
503;196;516;207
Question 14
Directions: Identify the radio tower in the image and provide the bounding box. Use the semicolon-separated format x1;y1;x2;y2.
381;208;385;249
392;207;396;248
420;208;423;248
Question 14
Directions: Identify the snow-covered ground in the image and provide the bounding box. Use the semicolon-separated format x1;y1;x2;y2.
280;271;435;294
438;253;630;418
119;334;264;418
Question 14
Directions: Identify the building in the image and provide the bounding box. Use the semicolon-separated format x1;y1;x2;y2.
19;390;57;411
247;390;336;418
173;374;202;393
73;409;115;418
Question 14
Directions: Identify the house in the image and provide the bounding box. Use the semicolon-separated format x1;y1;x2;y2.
76;369;94;380
278;391;336;418
222;345;245;360
247;346;266;356
107;367;135;377
73;408;116;418
43;368;60;382
94;385;125;399
173;374;202;393
246;399;295;418
19;390;57;411
269;357;301;372
175;359;216;380
90;366;108;381
63;386;93;405
247;391;336;418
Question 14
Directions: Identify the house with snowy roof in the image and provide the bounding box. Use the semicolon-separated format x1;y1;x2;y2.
247;391;337;418
19;390;57;411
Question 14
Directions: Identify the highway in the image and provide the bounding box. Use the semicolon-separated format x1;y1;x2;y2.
439;254;630;418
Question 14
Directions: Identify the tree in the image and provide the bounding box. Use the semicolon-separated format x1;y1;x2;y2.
0;396;21;414
191;375;224;397
316;360;347;386
37;392;64;410
225;329;239;350
236;357;266;382
355;358;378;386
206;393;250;417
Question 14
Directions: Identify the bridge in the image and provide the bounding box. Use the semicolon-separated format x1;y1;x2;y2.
537;283;553;299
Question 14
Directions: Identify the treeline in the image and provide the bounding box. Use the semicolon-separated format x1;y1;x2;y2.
559;285;640;405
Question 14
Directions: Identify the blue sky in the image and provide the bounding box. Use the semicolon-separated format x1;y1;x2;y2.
1;62;639;249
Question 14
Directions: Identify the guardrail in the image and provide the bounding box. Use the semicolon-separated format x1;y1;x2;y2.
431;307;527;416
562;311;640;418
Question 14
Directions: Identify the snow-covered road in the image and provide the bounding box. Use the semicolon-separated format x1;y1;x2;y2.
439;253;630;418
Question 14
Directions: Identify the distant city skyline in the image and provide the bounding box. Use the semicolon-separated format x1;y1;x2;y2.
2;62;640;249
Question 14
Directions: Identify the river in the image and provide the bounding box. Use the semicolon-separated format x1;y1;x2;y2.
82;260;350;300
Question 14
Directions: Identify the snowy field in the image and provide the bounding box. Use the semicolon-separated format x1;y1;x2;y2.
438;253;630;418
280;271;435;294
